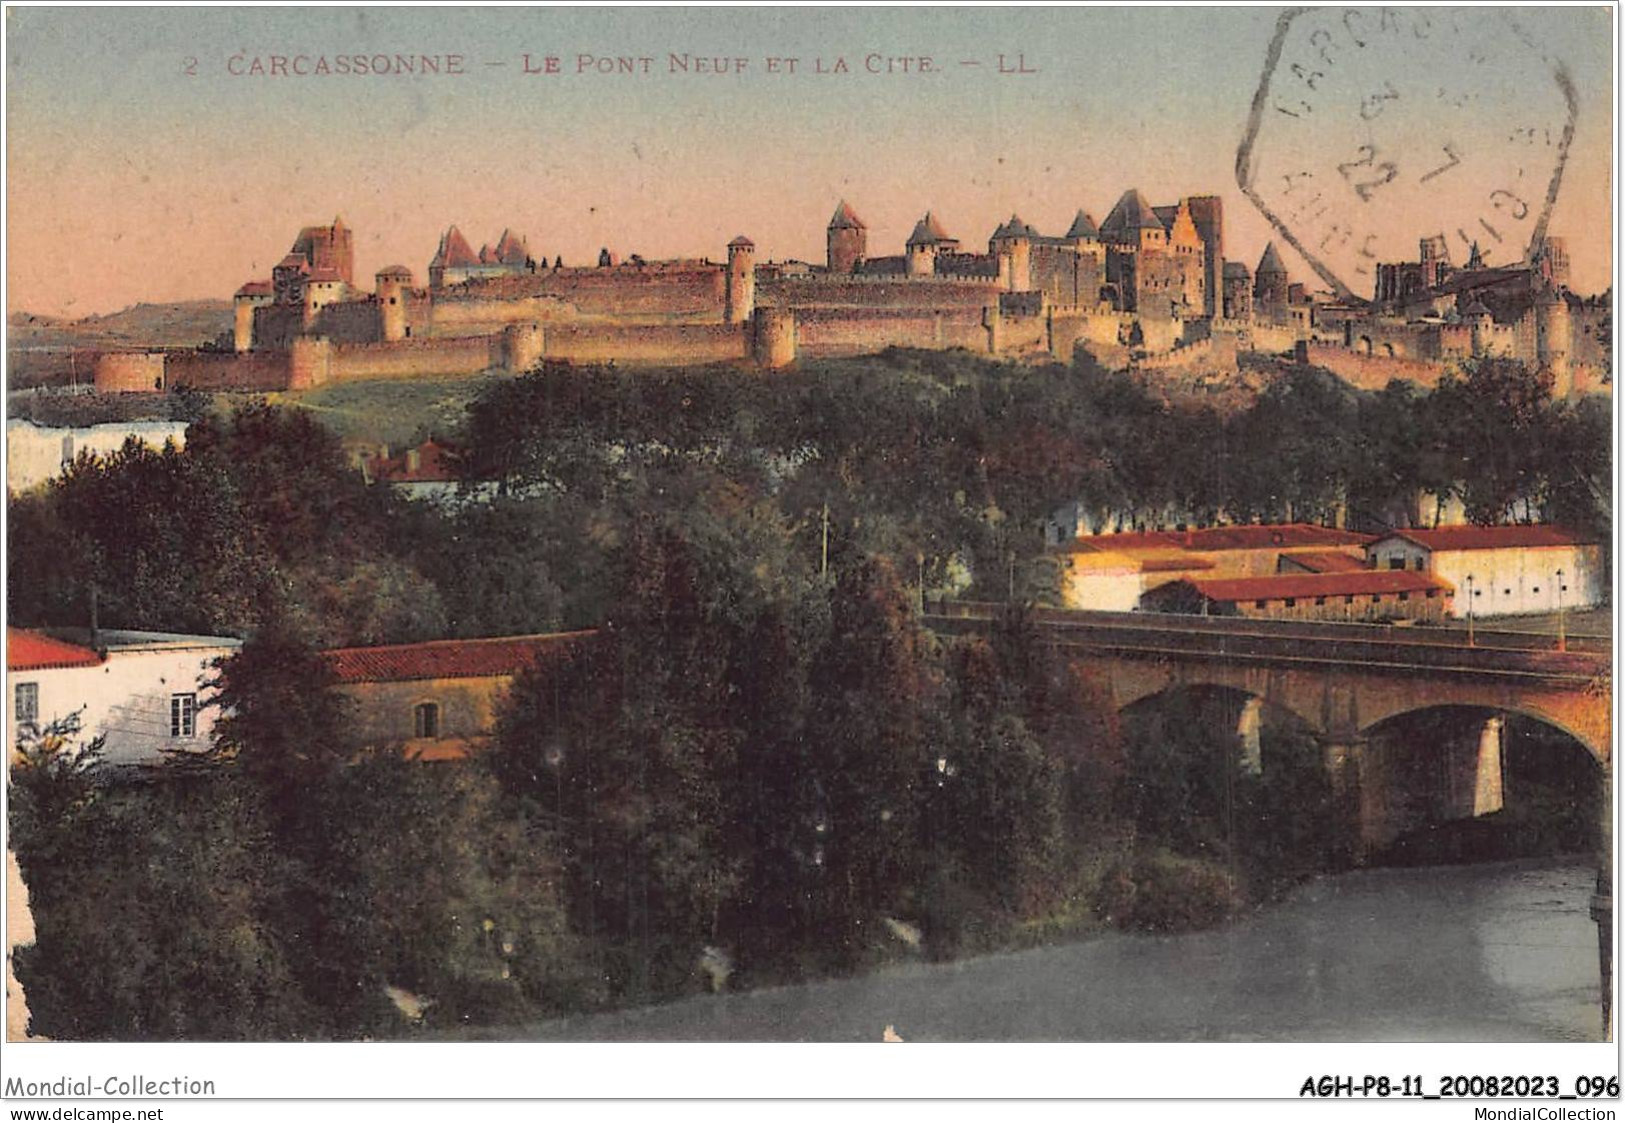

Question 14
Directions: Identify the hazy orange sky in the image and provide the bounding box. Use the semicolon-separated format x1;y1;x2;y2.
6;6;1613;318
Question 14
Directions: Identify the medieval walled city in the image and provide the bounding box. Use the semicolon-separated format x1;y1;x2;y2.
88;195;1607;401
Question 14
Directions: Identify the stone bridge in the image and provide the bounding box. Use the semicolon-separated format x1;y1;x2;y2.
927;603;1611;863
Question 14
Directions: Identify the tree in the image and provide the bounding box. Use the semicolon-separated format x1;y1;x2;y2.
1428;359;1556;524
803;555;935;964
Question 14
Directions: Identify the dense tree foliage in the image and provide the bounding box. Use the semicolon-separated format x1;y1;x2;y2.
8;348;1610;1036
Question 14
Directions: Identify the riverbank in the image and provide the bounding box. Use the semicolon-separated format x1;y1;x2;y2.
467;856;1604;1042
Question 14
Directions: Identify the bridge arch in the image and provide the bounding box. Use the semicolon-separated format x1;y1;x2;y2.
1358;697;1607;764
1353;702;1605;860
1111;672;1325;742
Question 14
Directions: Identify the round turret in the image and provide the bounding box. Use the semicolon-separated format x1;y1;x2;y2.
375;265;414;342
725;236;756;324
827;201;867;274
1535;287;1572;397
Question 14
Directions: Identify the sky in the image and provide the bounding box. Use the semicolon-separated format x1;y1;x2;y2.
5;6;1614;318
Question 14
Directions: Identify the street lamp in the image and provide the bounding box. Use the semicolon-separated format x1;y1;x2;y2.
1465;573;1475;647
1556;568;1567;652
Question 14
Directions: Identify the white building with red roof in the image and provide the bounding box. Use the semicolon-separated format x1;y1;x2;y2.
1364;525;1605;618
1049;522;1374;612
1141;570;1453;622
7;628;240;769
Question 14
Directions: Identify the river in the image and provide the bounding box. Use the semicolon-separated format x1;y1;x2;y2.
501;857;1605;1042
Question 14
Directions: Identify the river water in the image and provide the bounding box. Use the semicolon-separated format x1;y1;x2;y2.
507;857;1605;1042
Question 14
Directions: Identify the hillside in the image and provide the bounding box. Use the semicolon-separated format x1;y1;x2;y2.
7;300;233;388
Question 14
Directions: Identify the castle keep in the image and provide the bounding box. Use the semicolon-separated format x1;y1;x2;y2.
93;198;1600;395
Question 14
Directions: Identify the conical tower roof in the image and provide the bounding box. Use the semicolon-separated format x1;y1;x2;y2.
908;212;952;247
1065;210;1099;239
431;226;479;269
1099;189;1165;237
994;213;1037;239
829;201;865;230
1256;241;1287;275
495;228;529;264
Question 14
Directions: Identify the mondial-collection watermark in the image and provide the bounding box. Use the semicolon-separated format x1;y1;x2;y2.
3;1076;216;1098
1473;1111;1617;1121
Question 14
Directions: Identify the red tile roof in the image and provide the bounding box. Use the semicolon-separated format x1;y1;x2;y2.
1281;550;1367;573
431;226;480;269
494;229;529;264
235;280;273;297
1174;570;1451;603
363;439;461;484
306;268;345;284
1374;525;1594;552
326;631;593;684
8;628;102;671
1139;554;1217;572
1074;523;1372;554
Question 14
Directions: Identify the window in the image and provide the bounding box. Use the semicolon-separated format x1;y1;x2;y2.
1314;596;1327;606
1254;599;1268;609
1532;587;1540;594
14;682;38;732
1284;598;1296;608
414;702;440;739
1414;557;1425;571
1371;595;1382;603
1426;589;1437;598
1397;592;1409;602
171;692;197;738
1344;595;1355;604
1387;558;1404;571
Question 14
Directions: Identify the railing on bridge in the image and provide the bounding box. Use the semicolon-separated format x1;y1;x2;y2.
925;601;1609;682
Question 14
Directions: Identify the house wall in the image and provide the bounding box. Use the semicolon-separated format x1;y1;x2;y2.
1226;588;1451;622
336;674;513;760
1433;545;1604;618
1055;558;1142;611
7;419;189;494
8;643;236;769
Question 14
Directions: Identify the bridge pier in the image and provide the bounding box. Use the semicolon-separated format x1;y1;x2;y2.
1319;733;1373;869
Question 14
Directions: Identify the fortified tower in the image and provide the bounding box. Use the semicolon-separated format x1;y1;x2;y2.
1184;196;1224;319
990;215;1034;293
907;212;951;277
375;265;414;342
233;282;273;351
725;236;756;324
1464;299;1494;357
1535;284;1572;397
1534;237;1571;287
827;201;867;274
292;217;355;287
1253;242;1290;314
